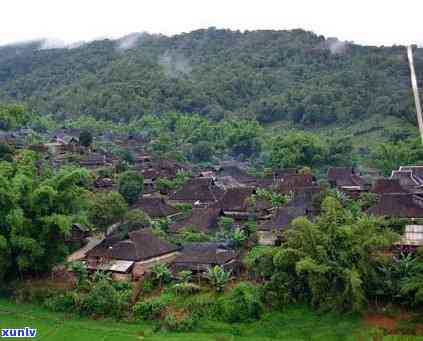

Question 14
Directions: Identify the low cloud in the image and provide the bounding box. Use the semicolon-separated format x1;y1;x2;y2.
114;32;161;52
325;37;348;55
158;50;192;78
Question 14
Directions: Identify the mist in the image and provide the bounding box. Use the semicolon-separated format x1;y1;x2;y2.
158;50;192;78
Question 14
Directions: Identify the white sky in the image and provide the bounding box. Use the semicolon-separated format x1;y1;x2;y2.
1;0;422;46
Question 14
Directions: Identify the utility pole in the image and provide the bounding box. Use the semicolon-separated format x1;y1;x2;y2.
407;45;423;146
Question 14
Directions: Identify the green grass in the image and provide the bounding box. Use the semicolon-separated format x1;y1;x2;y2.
0;298;421;340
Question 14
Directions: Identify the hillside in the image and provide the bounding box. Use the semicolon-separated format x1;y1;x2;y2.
0;28;422;127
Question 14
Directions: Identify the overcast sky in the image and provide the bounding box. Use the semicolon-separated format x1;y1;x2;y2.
1;0;422;47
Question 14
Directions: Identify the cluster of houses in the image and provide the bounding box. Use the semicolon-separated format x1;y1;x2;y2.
5;128;423;282
70;162;423;282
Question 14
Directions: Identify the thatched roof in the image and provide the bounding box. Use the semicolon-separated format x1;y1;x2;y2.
133;197;179;218
368;194;423;218
217;187;255;211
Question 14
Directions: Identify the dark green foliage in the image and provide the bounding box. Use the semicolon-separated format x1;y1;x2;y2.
0;155;94;279
133;297;167;320
220;282;263;322
0;143;13;162
118;171;144;204
0;104;29;130
45;271;131;318
88;191;128;231
191;141;214;162
0;29;420;128
124;209;151;231
79;130;93;147
250;197;399;312
371;137;423;176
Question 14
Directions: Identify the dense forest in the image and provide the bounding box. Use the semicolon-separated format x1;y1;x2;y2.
0;28;422;126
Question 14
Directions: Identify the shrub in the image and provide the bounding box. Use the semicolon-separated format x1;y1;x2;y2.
80;279;131;318
220;283;263;322
161;312;197;332
15;286;62;305
133;297;167;320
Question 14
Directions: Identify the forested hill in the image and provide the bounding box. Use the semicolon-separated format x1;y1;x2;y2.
0;28;422;125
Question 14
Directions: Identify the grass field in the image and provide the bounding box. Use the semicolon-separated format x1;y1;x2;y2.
1;298;422;340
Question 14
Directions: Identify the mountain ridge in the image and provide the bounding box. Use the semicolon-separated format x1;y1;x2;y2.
0;27;422;126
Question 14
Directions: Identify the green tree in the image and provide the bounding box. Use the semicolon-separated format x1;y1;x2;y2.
79;130;93;147
118;171;144;205
89;192;128;232
125;209;151;231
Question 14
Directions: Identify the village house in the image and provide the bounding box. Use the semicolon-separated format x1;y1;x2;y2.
65;223;90;248
216;187;272;221
371;178;409;195
214;164;257;186
168;177;225;206
78;153;109;169
395;225;423;251
133;197;179;219
368;193;423;219
257;206;307;246
169;206;224;234
272;168;299;179
391;166;423;194
277;173;318;195
85;229;180;281
257;190;318;246
327;167;368;197
172;242;241;278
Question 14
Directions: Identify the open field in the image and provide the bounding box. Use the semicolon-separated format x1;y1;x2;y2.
1;298;422;340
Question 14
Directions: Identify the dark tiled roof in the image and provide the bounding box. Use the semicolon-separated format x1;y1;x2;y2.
86;229;179;261
399;166;423;181
391;170;423;192
169;206;223;233
216;166;256;184
217;187;255;211
272;168;299;178
327;167;364;187
371;178;409;195
174;242;237;265
368;194;423;218
133;197;179;218
278;174;317;194
259;206;306;231
169;178;225;202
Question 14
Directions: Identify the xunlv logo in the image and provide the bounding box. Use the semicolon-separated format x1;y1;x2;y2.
1;328;37;337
